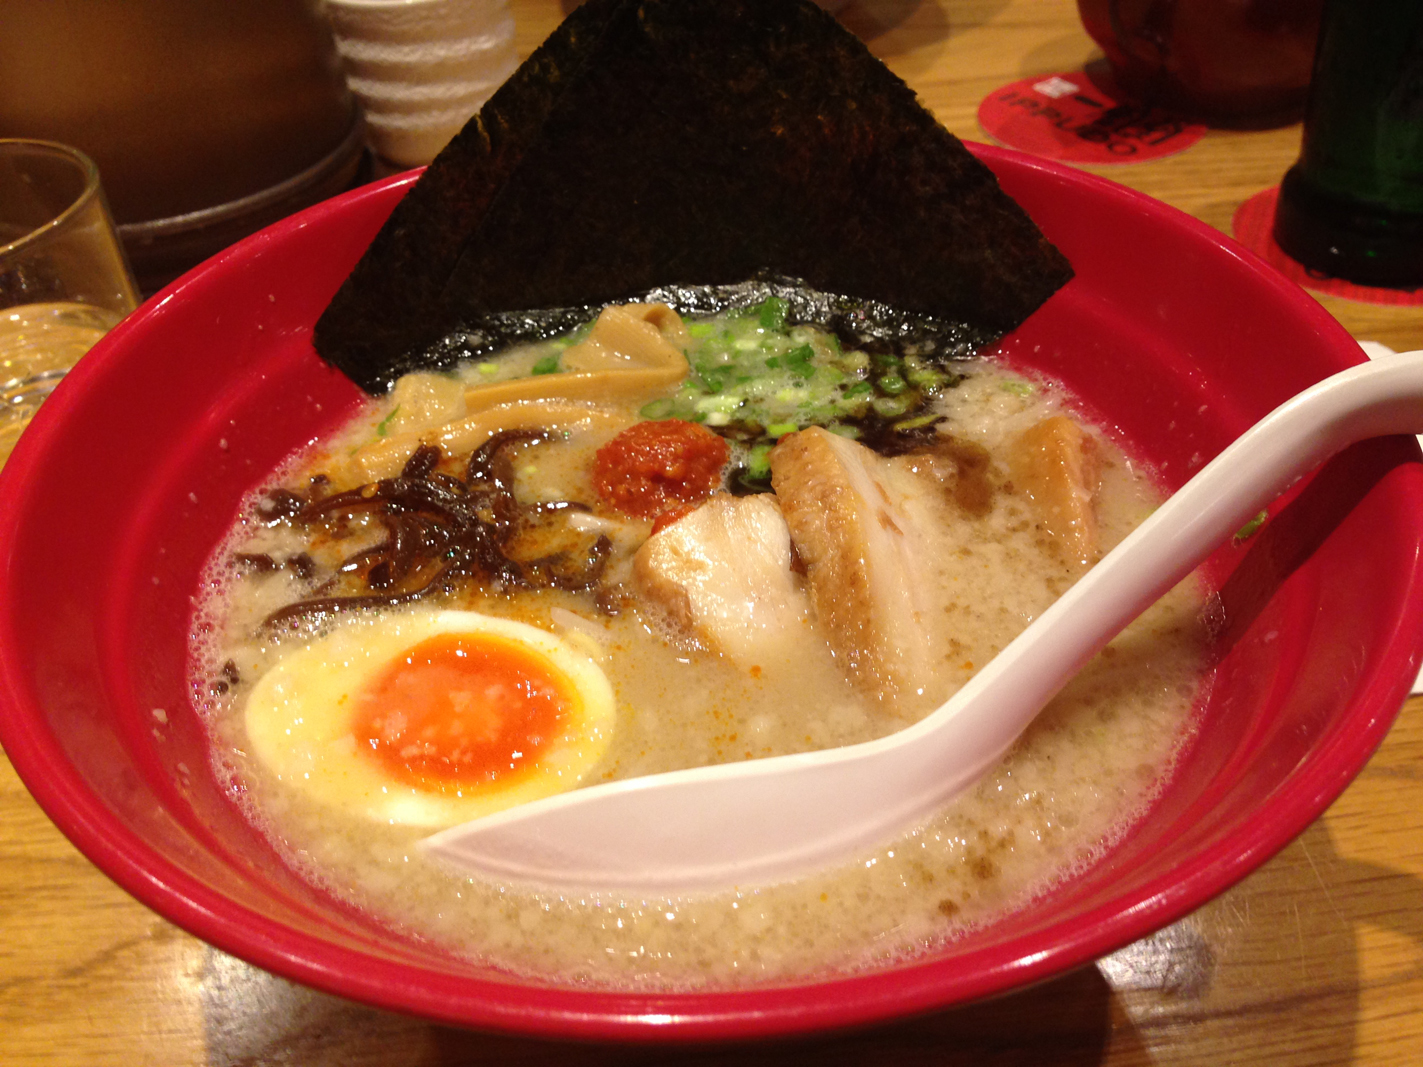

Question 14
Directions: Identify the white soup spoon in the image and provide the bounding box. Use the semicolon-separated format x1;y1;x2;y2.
421;350;1423;895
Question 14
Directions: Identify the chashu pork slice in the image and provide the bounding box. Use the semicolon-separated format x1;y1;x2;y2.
1007;414;1101;564
633;492;812;668
769;427;945;709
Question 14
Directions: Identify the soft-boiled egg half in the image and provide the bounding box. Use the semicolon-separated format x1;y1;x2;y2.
244;610;616;828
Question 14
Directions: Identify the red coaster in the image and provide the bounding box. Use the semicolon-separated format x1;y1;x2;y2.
977;72;1205;164
1232;187;1423;306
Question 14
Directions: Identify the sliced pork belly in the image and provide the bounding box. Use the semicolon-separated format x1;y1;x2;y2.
633;492;812;668
768;427;948;709
1007;415;1100;564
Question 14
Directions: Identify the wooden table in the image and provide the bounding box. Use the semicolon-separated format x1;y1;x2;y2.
3;2;1420;1063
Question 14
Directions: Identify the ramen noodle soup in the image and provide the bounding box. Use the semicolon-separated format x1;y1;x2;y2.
191;301;1208;987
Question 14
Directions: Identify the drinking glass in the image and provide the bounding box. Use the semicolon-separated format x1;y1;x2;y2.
0;139;139;466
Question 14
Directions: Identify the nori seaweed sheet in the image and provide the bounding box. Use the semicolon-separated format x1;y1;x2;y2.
315;0;1073;394
422;273;997;368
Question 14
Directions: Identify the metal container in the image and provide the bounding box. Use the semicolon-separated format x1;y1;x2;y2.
0;0;364;292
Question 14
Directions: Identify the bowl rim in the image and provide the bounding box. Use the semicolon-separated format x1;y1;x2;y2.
0;143;1417;1042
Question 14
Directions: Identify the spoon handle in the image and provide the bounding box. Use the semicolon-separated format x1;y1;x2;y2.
422;352;1423;893
895;350;1423;818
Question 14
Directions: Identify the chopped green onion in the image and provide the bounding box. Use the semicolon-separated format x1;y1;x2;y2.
375;405;402;437
877;374;907;395
744;443;773;477
872;395;911;418
1002;380;1034;396
503;307;971;459
670;399;701;420
695;364;737;393
477;362;499;376
906;366;947;388
758;296;788;331
694;394;741;414
1233;510;1268;544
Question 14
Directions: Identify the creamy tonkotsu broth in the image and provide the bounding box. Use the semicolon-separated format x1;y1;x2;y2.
190;301;1208;987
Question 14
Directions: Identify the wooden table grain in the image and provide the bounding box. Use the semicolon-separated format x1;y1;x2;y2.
3;2;1420;1064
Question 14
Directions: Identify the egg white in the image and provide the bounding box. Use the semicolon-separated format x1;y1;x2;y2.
243;609;616;828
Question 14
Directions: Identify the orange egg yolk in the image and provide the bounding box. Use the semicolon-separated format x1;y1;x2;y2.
351;632;574;793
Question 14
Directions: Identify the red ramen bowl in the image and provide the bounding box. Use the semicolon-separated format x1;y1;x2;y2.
1;145;1419;1041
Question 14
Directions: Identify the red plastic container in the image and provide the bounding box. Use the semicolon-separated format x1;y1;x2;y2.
0;145;1418;1041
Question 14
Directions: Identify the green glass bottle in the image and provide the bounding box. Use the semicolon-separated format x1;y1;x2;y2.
1272;0;1423;288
